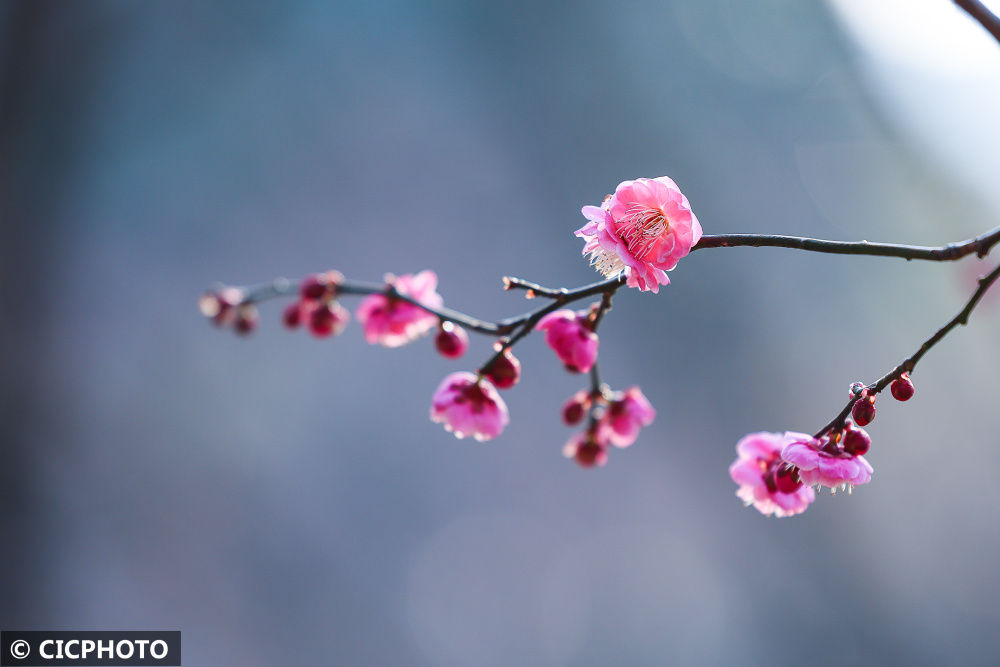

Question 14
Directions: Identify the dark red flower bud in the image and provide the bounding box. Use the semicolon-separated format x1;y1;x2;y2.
890;373;915;402
300;271;342;302
483;349;521;389
561;391;590;425
574;440;607;468
234;305;259;336
852;396;876;427
435;321;469;359
309;301;350;338
842;426;871;456
283;301;304;329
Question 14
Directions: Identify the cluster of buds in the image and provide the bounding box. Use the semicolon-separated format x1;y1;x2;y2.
560;386;655;467
850;372;915;428
283;271;350;338
199;287;258;336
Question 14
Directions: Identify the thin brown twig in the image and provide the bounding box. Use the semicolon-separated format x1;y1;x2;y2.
956;0;1000;46
814;261;1000;438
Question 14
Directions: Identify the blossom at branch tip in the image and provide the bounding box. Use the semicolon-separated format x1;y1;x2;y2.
597;386;655;448
430;371;509;441
576;176;702;293
355;270;443;347
729;432;816;517
781;433;873;490
199;287;245;326
199;287;258;336
535;309;599;373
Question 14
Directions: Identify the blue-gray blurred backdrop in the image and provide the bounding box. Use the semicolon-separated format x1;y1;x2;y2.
3;1;1000;665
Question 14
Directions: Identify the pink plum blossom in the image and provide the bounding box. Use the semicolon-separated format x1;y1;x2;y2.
729;432;816;517
430;371;509;442
576;176;702;293
597;386;655;448
781;434;873;490
535;309;599;373
355;270;443;347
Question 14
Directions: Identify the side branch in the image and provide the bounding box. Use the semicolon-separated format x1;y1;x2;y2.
235;274;625;340
241;277;508;335
478;280;623;374
815;261;1000;437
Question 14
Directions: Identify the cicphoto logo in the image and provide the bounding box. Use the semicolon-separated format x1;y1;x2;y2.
1;632;180;666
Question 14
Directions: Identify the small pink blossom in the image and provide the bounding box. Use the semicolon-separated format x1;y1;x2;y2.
729;432;816;517
535;309;599;373
355;270;443;347
576;176;702;293
597;386;655;448
430;371;509;442
781;434;873;490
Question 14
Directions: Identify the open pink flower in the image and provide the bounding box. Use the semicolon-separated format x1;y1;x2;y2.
781;434;873;490
729;432;816;517
597;386;655;448
535;309;599;373
576;176;702;293
355;270;443;347
430;371;509;441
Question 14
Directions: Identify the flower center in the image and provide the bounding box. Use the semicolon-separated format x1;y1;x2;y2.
587;247;627;277
618;205;668;259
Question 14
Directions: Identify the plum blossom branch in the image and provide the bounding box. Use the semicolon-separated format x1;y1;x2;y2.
202;0;1000;513
814;260;1000;438
206;178;1000;508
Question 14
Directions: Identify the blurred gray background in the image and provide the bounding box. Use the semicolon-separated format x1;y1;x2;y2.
2;1;1000;665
